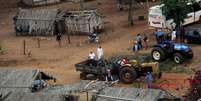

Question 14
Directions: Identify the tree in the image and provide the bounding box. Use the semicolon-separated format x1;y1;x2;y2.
161;0;191;29
117;0;123;11
128;0;134;26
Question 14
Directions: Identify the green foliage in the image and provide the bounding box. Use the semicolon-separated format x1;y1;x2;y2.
161;0;195;28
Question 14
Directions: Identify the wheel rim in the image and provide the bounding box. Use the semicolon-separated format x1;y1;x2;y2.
174;56;180;63
153;51;161;60
125;72;132;79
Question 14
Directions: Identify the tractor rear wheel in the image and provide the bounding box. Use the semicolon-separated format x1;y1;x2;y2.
152;47;166;61
120;67;137;84
80;72;87;80
173;53;184;64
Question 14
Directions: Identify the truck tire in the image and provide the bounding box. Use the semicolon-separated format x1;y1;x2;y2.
173;53;184;64
152;47;166;61
80;72;87;80
119;67;137;84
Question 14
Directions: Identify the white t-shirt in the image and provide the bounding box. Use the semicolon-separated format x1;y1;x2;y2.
89;53;96;60
171;31;176;40
97;48;104;60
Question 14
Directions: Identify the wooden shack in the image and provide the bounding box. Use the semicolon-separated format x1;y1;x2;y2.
64;10;103;35
18;0;61;6
14;9;59;36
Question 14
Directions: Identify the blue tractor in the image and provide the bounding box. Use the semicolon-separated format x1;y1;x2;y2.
151;41;193;64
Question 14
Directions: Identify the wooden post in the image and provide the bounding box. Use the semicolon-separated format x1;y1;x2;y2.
68;35;71;44
86;91;89;101
37;38;40;48
23;40;26;55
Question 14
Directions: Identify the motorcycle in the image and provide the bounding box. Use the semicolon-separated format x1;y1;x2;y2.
88;33;100;43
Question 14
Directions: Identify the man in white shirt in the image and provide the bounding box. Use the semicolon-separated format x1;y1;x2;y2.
88;51;96;60
171;29;176;41
88;51;96;66
97;46;104;60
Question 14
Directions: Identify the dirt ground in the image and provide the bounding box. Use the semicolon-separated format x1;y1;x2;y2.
0;0;201;96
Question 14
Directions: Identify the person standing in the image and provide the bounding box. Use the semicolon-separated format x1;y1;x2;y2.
154;29;165;43
136;34;142;50
171;29;177;42
97;46;104;60
56;34;62;47
145;72;153;88
143;33;148;50
133;41;139;53
88;51;96;66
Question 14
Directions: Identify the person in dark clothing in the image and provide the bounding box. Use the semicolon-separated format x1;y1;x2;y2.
56;34;62;47
105;69;114;81
180;26;185;43
136;34;142;50
154;29;165;43
145;72;153;88
54;20;65;47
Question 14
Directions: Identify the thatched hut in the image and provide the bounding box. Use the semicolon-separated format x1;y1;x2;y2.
14;9;59;36
18;0;61;6
64;10;103;35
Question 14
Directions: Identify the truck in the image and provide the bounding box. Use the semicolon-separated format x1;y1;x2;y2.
75;59;162;84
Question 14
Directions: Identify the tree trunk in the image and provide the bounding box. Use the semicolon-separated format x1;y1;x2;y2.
80;0;85;10
117;0;123;11
128;0;134;26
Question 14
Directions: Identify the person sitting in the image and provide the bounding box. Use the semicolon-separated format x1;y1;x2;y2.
88;51;96;66
105;69;114;82
120;57;129;66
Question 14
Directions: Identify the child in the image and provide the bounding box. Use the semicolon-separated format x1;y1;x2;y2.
133;41;139;52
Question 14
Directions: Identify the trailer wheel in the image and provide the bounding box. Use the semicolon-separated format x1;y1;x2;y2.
120;67;137;84
152;47;166;61
80;72;87;80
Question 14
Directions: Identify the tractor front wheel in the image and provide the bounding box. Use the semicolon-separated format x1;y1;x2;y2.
120;67;137;84
151;47;166;61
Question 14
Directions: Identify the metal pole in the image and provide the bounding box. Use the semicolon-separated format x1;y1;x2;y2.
37;38;40;48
